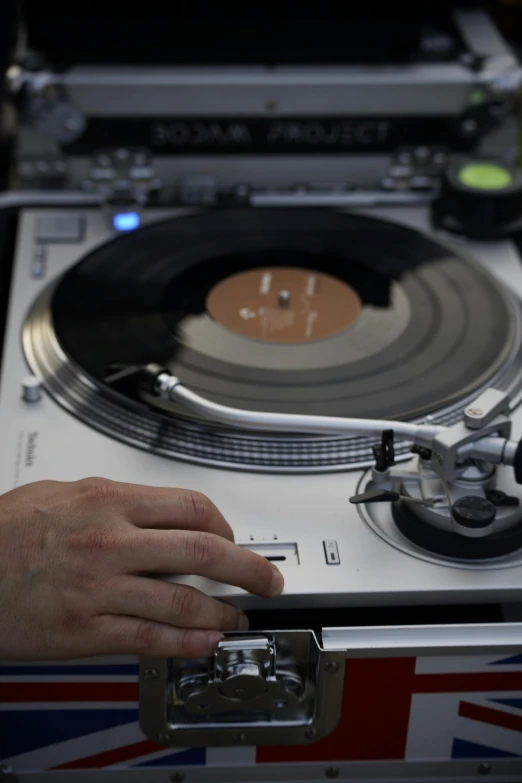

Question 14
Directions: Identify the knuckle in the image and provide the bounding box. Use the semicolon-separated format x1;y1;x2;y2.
176;627;197;657
219;602;238;628
76;477;119;505
132;620;162;653
60;603;85;634
73;526;119;554
183;531;218;566
169;585;199;619
181;489;212;523
250;554;275;593
73;563;101;594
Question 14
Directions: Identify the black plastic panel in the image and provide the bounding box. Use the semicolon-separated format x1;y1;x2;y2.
246;604;506;632
20;1;471;66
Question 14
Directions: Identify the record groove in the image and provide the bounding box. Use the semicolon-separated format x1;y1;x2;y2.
22;209;522;472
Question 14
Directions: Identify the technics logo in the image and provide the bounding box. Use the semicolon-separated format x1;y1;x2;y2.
25;431;38;467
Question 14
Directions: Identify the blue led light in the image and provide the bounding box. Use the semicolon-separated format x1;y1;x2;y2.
113;212;141;231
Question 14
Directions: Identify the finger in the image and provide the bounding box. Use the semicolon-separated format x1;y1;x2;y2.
127;530;285;598
89;615;225;658
75;478;234;541
104;575;250;631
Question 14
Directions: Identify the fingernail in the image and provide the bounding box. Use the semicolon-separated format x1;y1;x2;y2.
270;565;285;597
206;633;224;654
237;613;250;631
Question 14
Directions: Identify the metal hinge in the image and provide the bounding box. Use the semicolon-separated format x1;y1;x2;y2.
139;631;345;746
481;54;522;100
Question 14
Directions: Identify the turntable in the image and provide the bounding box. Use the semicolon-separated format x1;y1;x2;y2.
12;202;522;575
1;5;522;781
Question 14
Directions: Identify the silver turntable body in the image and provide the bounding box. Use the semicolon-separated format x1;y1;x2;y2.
3;203;522;613
3;7;522;778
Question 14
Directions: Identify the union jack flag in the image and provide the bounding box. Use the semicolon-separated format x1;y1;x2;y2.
0;653;521;771
257;653;522;764
0;657;204;770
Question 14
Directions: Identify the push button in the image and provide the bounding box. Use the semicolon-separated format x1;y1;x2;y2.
35;214;85;244
323;540;340;565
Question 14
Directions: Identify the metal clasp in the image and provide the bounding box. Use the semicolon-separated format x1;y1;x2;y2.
179;636;305;716
139;630;345;746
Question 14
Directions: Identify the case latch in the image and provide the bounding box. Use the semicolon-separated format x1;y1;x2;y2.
139;631;345;746
179;635;305;715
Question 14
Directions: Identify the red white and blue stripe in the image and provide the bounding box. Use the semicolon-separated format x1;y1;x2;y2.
1;653;521;771
0;658;204;769
257;653;522;764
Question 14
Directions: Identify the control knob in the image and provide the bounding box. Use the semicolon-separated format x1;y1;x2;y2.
431;157;522;239
21;376;42;403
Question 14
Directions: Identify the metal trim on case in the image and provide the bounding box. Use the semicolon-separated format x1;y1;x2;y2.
453;10;516;59
322;622;522;656
32;65;475;118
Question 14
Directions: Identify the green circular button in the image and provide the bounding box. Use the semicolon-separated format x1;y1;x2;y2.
458;162;513;191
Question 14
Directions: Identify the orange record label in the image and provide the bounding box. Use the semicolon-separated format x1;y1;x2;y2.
206;267;362;343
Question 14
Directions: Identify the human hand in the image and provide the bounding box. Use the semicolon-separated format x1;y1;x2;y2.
0;478;284;660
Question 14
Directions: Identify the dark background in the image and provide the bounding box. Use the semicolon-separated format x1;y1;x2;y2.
7;1;522;67
3;2;522;69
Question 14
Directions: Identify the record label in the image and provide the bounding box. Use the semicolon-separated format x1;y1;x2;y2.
206;267;362;343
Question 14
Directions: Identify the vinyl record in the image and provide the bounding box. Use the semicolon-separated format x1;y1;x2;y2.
23;208;522;471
